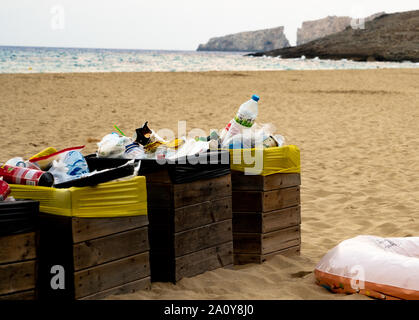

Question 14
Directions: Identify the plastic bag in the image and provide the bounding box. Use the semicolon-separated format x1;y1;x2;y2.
97;133;147;159
221;123;279;149
48;150;90;184
97;133;131;158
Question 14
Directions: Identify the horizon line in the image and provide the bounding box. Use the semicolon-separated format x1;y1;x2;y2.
0;44;200;52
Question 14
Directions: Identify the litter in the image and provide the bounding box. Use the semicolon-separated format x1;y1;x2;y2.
48;149;90;184
0;179;11;201
29;146;85;170
220;94;260;145
97;133;132;158
5;157;40;170
0;164;54;187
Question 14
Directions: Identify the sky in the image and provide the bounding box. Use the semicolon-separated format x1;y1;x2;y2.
0;0;417;50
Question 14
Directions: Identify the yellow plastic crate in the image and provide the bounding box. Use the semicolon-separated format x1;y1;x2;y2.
9;176;147;218
228;145;301;176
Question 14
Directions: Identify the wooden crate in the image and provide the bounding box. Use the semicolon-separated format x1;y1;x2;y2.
38;214;150;300
146;171;234;282
232;172;301;264
0;232;38;300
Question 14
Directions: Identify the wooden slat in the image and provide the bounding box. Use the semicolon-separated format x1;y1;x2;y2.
74;251;150;299
233;225;301;255
72;215;149;243
174;219;232;257
0;260;36;295
262;226;301;254
263;187;301;212
234;245;301;265
174;197;232;233
232;172;301;191
0;289;36;300
175;242;233;281
0;232;36;264
73;227;149;271
173;174;232;208
232;206;301;233
232;186;300;212
79;277;151;300
147;197;232;232
262;173;301;191
263;206;301;233
231;172;264;191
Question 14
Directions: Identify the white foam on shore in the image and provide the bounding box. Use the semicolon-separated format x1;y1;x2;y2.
1;47;418;73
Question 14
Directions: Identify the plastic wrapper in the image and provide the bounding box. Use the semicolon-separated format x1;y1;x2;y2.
9;176;147;218
228;145;300;176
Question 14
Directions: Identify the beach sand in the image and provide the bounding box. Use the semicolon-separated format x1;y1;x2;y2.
1;69;418;299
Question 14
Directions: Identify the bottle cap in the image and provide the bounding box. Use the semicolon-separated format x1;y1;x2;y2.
251;94;260;102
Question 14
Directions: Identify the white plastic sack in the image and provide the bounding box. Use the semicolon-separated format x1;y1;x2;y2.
97;133;146;159
315;235;419;300
97;133;131;158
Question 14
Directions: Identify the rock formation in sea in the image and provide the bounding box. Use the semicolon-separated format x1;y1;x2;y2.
297;12;385;45
197;27;290;52
250;10;419;62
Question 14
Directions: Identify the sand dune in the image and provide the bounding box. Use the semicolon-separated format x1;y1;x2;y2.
1;69;418;299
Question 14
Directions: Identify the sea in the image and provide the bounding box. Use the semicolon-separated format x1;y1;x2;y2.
0;46;418;73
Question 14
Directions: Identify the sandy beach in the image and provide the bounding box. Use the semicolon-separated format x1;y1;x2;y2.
1;69;418;299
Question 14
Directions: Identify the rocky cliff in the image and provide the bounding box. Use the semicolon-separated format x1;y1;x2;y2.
251;10;419;62
197;27;289;52
297;13;384;45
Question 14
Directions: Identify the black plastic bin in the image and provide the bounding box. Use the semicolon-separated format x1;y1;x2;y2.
84;150;231;184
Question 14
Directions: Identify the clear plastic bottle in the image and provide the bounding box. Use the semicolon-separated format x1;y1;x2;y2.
220;94;260;145
235;94;259;128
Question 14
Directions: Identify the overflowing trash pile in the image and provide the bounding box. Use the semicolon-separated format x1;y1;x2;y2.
0;94;288;198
